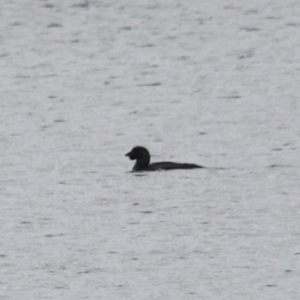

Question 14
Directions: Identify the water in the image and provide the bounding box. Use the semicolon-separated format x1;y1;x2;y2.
0;0;300;299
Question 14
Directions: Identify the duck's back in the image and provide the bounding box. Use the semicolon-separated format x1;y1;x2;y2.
147;161;203;171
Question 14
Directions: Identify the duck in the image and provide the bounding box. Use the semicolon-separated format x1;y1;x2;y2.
125;146;204;171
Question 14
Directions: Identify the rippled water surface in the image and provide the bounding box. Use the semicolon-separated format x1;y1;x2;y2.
1;0;300;299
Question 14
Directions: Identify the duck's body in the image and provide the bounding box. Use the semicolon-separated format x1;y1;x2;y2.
125;146;203;172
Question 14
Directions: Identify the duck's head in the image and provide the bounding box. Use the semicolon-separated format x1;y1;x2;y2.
125;146;150;161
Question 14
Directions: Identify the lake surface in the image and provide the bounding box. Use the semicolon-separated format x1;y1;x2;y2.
0;0;300;299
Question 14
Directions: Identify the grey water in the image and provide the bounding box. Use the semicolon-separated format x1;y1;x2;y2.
0;0;300;299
